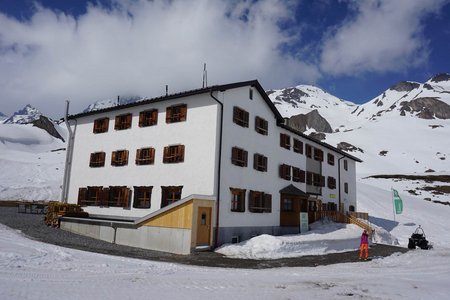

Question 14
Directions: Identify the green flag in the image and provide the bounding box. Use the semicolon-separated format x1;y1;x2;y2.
392;189;403;214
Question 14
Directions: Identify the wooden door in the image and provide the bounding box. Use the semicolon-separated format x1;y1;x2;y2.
196;207;211;246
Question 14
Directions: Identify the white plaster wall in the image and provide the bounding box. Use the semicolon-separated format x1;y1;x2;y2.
67;94;219;217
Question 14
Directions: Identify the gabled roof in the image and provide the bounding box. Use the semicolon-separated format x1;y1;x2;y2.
68;79;361;162
68;80;283;120
279;184;309;197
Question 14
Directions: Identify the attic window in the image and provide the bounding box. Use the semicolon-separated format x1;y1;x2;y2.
93;118;109;133
111;150;129;166
249;88;253;100
114;113;132;130
166;104;187;123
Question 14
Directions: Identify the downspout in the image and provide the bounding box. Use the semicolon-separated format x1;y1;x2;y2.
61;100;76;203
209;90;223;248
337;156;345;213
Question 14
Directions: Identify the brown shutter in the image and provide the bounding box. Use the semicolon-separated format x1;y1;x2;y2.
253;153;258;169
89;153;95;167
248;191;255;212
78;188;87;206
111;151;116;165
126;114;132;128
243;150;248;167
101;187;109;207
124;150;129;165
150;147;155;163
321;176;326;187
180;105;187;121
100;152;105;166
135;149;141;165
114;116;120;130
152;110;158;125
244;110;249;127
163;146;169;163
139;111;144;127
178;145;185;162
123;187;130;208
166;107;172;123
231;147;237;164
264;193;272;212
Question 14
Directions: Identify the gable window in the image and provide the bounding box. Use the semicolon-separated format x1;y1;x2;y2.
93;118;109;134
305;144;313;158
139;109;158;127
136;147;155;165
292;167;305;182
293;139;303;154
133;186;153;209
166;104;187;123
344;159;348;171
231;147;248;167
280;133;291;149
108;186;130;208
344;182;349;194
249;191;272;213
327;176;336;189
314;148;324;162
253;153;268;172
89;152;106;167
249;88;253;100
161;186;183;208
163;145;185;163
233;106;249;127
111;150;129;166
255;116;268;135
230;188;246;212
328;153;335;166
279;164;291;180
114;113;132;130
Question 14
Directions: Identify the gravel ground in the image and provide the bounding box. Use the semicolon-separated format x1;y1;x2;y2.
0;207;408;269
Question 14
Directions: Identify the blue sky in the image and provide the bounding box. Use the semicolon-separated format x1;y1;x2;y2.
0;0;449;118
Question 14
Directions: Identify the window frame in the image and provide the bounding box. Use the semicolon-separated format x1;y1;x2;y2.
231;147;248;167
314;148;324;162
293;138;303;154
93;118;109;134
108;186;130;208
328;153;335;166
111;150;129;166
280;133;291;150
327;176;336;189
230;188;246;212
344;159;348;171
135;147;155;165
114;113;132;130
279;164;291;180
133;186;153;209
161;186;183;208
344;182;349;194
253;153;268;172
248;191;272;213
163;144;185;163
89;152;106;168
305;144;313;158
233;106;249;128
166;104;187;123
139;109;158;127
254;116;268;135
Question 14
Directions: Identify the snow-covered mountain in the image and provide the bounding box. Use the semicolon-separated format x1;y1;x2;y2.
3;104;42;124
83;95;142;113
0;111;7;122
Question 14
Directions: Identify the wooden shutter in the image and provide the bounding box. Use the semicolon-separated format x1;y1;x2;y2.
114;116;120;130
78;188;87;206
264;193;272;212
101;187;109;206
124;150;129;165
150;147;155;162
180;105;187;121
122;187;130;208
163;146;169;163
138;111;144;127
248;191;255;212
243;150;248;167
178;145;185;162
135;149;141;164
300;170;306;182
243;110;249;127
111;151;116;165
166;107;173;123
89;153;95;167
321;176;326;187
152;110;158;125
126;114;132;128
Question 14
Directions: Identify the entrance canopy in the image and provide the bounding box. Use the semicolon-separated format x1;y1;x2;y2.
279;184;309;198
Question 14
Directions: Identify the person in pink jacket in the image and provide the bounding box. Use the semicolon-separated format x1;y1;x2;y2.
359;230;369;260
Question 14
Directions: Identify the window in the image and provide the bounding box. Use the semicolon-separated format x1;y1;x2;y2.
282;198;294;212
253;153;268;172
231;147;248;167
89;152;105;167
328;153;335;166
293;139;303;154
111;150;129;166
292;167;305;182
313;174;325;187
305;144;313;158
136;147;155;165
344;182;349;194
249;88;253;100
233;106;249;127
327;176;336;189
114;113;132;130
344;159;348;171
93;118;109;133
163;145;185;163
249;191;272;213
255;116;268;135
166;104;187;123
314;148;324;162
108;186;130;208
139;109;158;127
133;186;153;209
306;171;313;185
280;133;291;149
161;186;183;208
230;188;246;212
78;186;104;206
279;164;291;180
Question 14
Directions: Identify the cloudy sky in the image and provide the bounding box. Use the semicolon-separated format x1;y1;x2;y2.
0;0;449;119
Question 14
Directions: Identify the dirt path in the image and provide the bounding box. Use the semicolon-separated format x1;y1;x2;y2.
0;207;408;269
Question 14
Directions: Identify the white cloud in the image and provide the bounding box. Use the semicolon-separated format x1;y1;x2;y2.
0;0;319;118
319;0;448;76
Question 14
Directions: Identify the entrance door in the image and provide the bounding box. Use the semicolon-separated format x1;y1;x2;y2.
196;207;211;246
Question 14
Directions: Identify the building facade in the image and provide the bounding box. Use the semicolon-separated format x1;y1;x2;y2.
65;80;361;250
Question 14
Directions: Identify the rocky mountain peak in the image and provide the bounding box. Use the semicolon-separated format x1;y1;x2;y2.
388;81;420;92
32;116;65;142
3;104;42;124
286;109;333;133
430;73;450;83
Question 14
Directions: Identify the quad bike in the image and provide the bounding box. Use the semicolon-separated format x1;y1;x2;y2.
408;225;433;250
